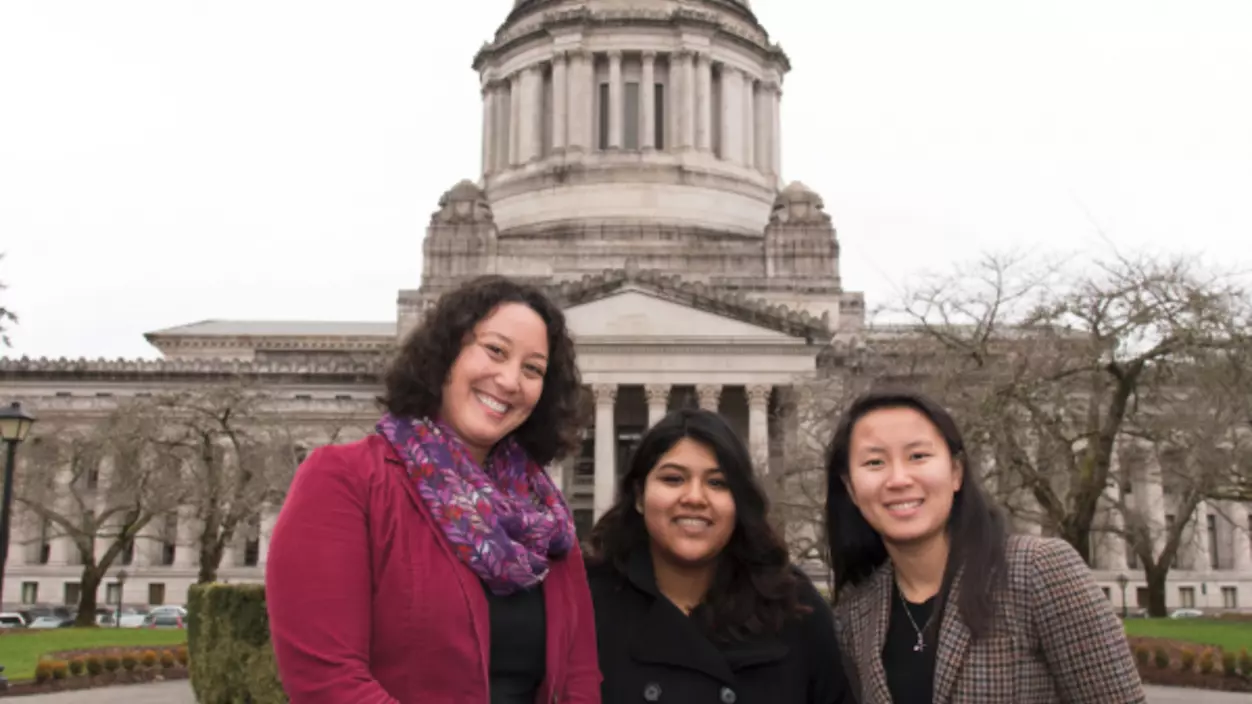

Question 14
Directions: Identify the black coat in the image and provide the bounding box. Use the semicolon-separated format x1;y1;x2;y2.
587;550;851;704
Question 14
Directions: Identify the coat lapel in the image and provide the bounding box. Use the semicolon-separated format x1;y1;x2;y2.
849;564;894;704
931;569;971;704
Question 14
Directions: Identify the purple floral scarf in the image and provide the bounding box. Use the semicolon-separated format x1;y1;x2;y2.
376;413;576;596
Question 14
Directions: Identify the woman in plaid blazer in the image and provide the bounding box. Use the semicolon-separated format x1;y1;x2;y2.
823;389;1145;703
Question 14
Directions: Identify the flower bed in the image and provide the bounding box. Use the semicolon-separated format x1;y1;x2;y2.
0;644;189;697
1128;635;1252;693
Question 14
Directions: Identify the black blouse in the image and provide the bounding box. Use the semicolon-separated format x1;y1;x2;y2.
482;580;547;704
882;583;938;704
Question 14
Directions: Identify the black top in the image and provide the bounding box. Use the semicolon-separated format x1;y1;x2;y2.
882;583;938;704
587;550;850;704
483;580;547;704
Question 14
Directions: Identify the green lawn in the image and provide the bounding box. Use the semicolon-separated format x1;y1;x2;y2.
1124;618;1252;653
0;628;188;681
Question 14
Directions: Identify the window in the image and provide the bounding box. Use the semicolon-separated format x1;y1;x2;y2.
1179;586;1196;608
541;68;554;156
1207;514;1219;568
1135;587;1149;607
63;582;81;606
597;83;610;150
573;509;594;540
623;82;639;150
106;582;123;605
1101;587;1111;600
161;513;178;566
148;583;166;606
710;69;723;158
120;538;134;566
1166;514;1178;568
1125;538;1140;569
654;83;666;149
20;582;38;605
1222;586;1238;609
244;514;261;567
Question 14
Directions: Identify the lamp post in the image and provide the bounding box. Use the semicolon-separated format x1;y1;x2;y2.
115;569;128;628
0;402;37;609
0;401;36;692
1116;573;1130;619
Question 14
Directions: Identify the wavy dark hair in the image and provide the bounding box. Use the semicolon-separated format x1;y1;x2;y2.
824;388;1008;639
379;275;584;465
587;408;808;642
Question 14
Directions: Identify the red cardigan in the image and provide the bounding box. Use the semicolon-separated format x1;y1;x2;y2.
265;434;602;703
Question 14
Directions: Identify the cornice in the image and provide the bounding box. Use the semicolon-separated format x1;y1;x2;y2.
0;357;385;383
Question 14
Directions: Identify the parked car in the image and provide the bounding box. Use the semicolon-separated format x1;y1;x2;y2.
143;612;184;629
0;612;27;628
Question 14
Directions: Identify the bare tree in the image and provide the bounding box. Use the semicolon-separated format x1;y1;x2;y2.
0;254;17;347
17;401;185;625
155;380;301;584
892;250;1251;565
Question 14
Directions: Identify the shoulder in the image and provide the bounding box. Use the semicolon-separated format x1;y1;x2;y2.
290;435;395;499
583;556;629;596
1002;534;1089;591
789;565;832;612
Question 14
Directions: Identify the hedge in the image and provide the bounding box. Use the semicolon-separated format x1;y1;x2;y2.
187;583;287;703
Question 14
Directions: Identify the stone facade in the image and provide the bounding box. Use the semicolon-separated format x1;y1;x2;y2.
1;0;1249;615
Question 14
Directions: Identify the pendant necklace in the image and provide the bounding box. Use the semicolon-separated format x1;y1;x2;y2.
896;587;937;653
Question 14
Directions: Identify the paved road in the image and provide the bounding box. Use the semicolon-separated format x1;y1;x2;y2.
15;681;1250;702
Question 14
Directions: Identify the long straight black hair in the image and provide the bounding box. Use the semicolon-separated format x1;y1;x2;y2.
587;408;807;642
824;388;1008;639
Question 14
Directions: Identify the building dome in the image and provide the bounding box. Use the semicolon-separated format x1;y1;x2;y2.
475;0;788;237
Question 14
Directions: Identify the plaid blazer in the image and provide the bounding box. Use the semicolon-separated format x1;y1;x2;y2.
831;534;1146;703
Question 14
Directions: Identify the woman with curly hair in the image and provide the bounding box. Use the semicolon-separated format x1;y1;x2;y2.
586;408;849;704
266;275;600;703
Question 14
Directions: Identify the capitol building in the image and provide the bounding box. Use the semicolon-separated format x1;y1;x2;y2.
2;0;1249;614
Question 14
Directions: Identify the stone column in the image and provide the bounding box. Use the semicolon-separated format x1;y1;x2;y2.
1190;501;1213;571
1099;481;1128;570
645;384;670;428
607;51;623;149
742;72;755;168
747;384;771;474
1230;501;1252;571
721;66;744;164
481;84;495;175
678;51;696;149
640;52;656;150
754;82;768;172
552;53;568;152
593;384;618;520
509;73;523;165
494;83;511;172
769;81;782;179
696;384;722;412
257;503;278;567
567;50;592;152
174;505;198;569
695;54;713;152
520;65;544;162
1138;448;1168;556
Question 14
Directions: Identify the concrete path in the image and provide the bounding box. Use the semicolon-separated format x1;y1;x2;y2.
13;680;1249;702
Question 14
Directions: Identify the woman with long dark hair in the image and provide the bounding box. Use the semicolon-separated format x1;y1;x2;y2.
825;388;1144;703
587;408;849;704
266;275;600;703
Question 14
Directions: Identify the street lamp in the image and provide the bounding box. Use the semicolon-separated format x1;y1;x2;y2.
0;401;36;691
1116;573;1130;619
0;402;37;608
114;569;128;628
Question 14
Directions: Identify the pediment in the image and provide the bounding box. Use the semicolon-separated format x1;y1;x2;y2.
563;289;802;344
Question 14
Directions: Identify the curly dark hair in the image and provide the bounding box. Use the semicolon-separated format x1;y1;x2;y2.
379;275;585;465
586;408;809;642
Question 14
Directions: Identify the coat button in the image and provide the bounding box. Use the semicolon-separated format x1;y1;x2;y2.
719;686;736;704
643;682;662;701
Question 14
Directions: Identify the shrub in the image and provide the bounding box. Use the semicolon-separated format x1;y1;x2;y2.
34;660;52;684
1241;647;1252;676
103;654;121;672
141;649;158;668
1134;646;1150;667
51;660;69;680
1180;648;1196;672
86;655;104;676
1154;647;1170;669
68;657;85;676
121;652;138;671
160;650;177;668
188;583;286;703
1198;648;1215;674
1222;650;1238;677
175;644;189;666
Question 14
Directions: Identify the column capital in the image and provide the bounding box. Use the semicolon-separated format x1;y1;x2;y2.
593;384;618;405
746;384;772;407
696;384;722;410
606;49;623;60
525;63;544;76
674;49;693;61
645;384;672;404
641;50;657;61
551;50;568;65
738;67;755;81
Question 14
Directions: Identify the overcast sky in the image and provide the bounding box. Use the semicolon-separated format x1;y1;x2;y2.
1;0;1249;360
